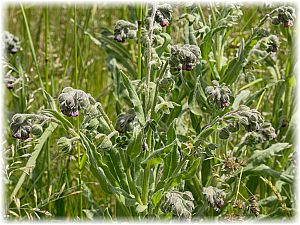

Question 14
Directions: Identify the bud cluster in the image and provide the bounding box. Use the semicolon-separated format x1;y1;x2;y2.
115;109;137;133
235;105;264;132
58;87;91;117
160;191;195;220
203;186;226;211
4;73;17;90
10;114;47;140
159;73;175;93
206;80;232;110
151;4;173;27
113;20;137;43
272;6;295;28
3;31;21;54
170;44;200;74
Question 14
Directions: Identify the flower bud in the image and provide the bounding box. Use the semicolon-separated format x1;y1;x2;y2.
57;137;72;153
3;31;21;54
113;20;137;43
206;80;232;110
31;124;43;136
203;186;226;211
227;121;240;133
10;114;32;140
159;76;175;93
219;127;230;139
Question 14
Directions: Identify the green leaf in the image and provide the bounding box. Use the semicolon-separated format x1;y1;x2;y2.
141;141;176;167
156;33;171;57
220;39;245;85
127;126;144;160
248;143;291;165
232;90;250;110
10;122;58;203
120;71;145;125
152;189;164;207
43;109;73;130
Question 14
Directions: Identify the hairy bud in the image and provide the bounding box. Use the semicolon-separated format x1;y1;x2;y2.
203;186;226;211
57;137;73;153
10;114;32;140
113;20;137;43
3;31;21;54
31;124;43;137
206;80;232;110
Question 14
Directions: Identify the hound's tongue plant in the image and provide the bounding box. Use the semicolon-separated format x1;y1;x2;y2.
6;3;295;221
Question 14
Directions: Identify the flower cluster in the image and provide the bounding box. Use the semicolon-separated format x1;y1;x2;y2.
115;109;137;133
10;114;47;139
205;80;232;109
3;31;21;54
150;4;173;27
160;191;195;220
10;114;32;140
113;20;137;43
265;35;280;53
170;44;200;74
4;73;17;90
272;6;295;28
235;105;264;132
203;186;226;211
58;87;90;117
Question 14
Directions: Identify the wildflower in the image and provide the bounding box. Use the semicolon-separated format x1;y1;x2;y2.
205;80;232;110
3;31;21;54
170;44;200;74
161;191;194;220
272;6;295;28
203;186;226;211
113;20;137;43
151;4;173;27
10;114;32;140
58;87;91;117
57;137;73;153
116;109;136;133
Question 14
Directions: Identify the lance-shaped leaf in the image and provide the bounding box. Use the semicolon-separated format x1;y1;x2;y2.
127;126;144;160
120;71;145;125
141;141;176;167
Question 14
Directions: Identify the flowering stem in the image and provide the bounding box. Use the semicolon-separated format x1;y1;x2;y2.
145;3;157;115
137;4;143;80
74;3;83;219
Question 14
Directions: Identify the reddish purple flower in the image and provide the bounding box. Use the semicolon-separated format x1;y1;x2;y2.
223;101;230;107
284;20;293;28
160;19;169;27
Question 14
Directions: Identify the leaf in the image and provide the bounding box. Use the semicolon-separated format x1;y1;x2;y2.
136;204;148;213
243;164;293;184
43;109;73;130
152;189;164;207
120;71;145;124
141;141;176;167
10;122;58;203
220;39;245;85
127;126;144;160
232;90;250;110
80;132;136;206
156;33;171;57
248;143;291;165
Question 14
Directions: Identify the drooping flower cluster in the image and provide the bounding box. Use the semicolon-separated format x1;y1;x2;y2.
272;6;295;28
203;186;226;211
151;4;173;27
205;80;232;109
169;44;200;74
115;109;137;133
58;87;90;117
10;114;47;140
10;114;32;140
113;20;137;43
3;31;21;54
160;191;195;220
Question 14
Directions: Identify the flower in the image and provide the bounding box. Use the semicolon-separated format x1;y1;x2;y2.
3;31;21;54
10;114;32;140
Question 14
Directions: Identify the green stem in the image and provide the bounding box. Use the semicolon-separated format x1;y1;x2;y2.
142;129;152;204
137;4;143;80
74;4;83;219
197;4;206;26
